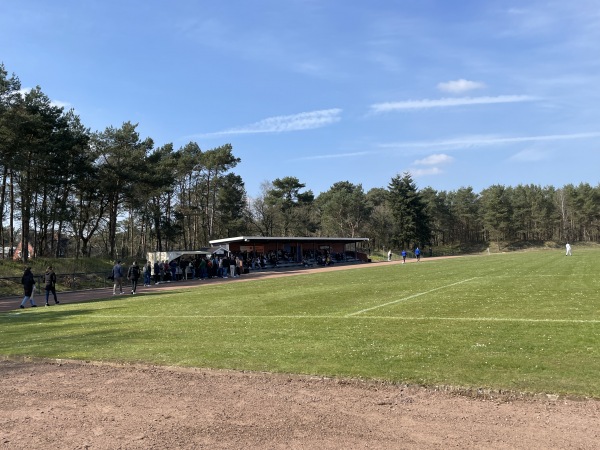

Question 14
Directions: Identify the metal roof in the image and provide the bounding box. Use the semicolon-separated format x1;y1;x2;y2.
209;236;369;245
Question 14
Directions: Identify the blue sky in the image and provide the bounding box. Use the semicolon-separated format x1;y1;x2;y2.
2;0;599;197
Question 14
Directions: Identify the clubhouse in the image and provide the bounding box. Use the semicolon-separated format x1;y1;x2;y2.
208;235;370;264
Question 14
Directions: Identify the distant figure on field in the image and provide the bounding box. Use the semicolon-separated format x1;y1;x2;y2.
566;242;572;256
401;250;407;264
387;249;392;261
415;247;421;262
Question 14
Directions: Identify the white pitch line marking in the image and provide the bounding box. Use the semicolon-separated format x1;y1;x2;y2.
346;277;479;317
79;314;600;324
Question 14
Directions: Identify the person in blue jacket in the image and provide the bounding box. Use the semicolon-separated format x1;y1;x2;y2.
415;247;421;262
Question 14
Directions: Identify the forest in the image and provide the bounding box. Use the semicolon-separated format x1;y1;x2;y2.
1;64;599;262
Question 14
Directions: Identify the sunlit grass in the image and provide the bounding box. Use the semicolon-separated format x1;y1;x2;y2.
1;248;599;397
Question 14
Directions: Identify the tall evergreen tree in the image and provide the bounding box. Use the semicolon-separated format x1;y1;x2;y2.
214;173;248;238
0;64;22;257
364;187;393;251
8;87;66;261
480;184;513;249
94;122;153;259
448;187;482;245
138;143;177;253
265;176;314;236
316;181;370;237
198;144;241;243
387;172;431;250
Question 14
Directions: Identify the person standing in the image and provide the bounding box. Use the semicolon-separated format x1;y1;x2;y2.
144;261;152;286
229;254;236;278
19;266;37;309
153;261;160;284
44;265;60;306
566;243;572;256
199;258;207;279
401;250;407;264
236;256;244;276
415;247;421;262
387;249;392;261
220;255;228;278
169;260;177;281
128;261;140;294
112;260;124;295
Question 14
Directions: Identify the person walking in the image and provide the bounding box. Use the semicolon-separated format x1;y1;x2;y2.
44;265;60;306
387;249;392;261
415;247;421;262
566;242;572;256
19;266;37;309
401;250;407;264
112;260;124;295
128;261;140;294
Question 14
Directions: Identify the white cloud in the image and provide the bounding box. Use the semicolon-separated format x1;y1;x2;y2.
408;167;443;177
509;148;547;162
370;95;537;113
380;132;600;151
413;154;454;166
437;79;486;94
197;109;342;137
408;154;453;180
293;151;371;161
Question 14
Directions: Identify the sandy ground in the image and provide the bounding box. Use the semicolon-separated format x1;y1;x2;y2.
1;259;599;449
1;359;598;449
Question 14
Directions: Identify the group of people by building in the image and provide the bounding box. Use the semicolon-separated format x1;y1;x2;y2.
148;254;246;285
15;250;342;309
17;242;575;309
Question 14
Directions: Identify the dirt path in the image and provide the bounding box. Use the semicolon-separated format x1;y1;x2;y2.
2;259;599;449
1;359;598;449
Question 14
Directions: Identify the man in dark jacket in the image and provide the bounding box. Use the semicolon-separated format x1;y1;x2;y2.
19;266;37;309
128;261;140;294
44;265;60;306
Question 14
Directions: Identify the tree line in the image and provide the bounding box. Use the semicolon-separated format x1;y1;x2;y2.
1;64;599;262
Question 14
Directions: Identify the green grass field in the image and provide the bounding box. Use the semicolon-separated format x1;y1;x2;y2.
2;249;599;398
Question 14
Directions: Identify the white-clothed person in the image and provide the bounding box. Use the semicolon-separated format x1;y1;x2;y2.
566;243;572;256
